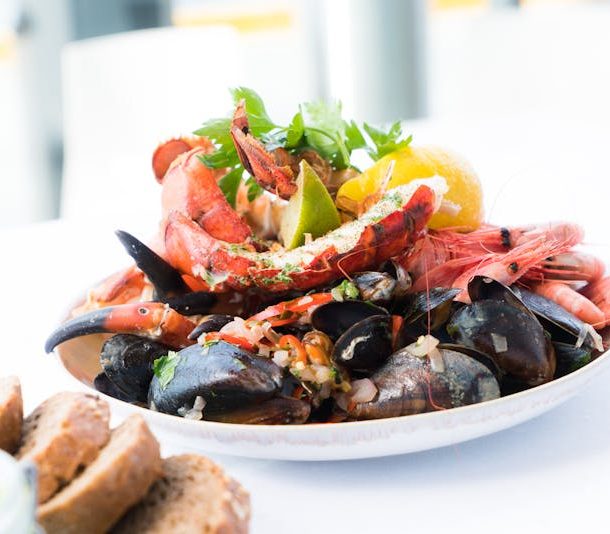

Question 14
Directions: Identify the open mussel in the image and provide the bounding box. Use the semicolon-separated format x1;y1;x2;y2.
311;300;388;341
100;334;171;403
447;300;556;386
149;341;282;417
398;287;462;345
351;271;397;304
187;314;235;340
332;314;392;373
519;288;602;351
346;347;500;420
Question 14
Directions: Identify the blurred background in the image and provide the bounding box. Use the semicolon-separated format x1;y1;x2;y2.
1;0;609;230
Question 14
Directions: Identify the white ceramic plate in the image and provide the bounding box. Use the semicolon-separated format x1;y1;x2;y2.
55;326;610;461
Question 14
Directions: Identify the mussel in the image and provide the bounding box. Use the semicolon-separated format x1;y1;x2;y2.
332;314;392;373
447;300;556;386
351;271;397;304
519;288;602;350
187;314;235;340
553;342;592;378
311;300;388;341
100;334;171;403
347;348;500;420
204;397;311;424
398;287;462;345
149;341;282;416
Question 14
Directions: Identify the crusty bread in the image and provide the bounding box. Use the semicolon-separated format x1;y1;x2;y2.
37;414;162;534
112;454;250;534
16;391;110;503
0;376;23;453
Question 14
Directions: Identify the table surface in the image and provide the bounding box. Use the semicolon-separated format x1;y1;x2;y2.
3;113;610;534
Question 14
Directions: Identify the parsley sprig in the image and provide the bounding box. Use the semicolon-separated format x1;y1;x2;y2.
193;87;412;206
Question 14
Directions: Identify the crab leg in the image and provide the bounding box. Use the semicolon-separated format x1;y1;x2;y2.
45;302;196;353
230;100;297;199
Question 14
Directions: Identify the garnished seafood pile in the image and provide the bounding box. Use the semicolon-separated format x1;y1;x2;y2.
46;89;609;424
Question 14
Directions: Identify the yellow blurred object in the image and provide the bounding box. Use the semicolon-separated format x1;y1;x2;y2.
0;30;15;61
172;8;292;33
336;146;484;231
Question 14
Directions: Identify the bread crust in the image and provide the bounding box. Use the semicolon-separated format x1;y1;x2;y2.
111;454;251;534
16;392;110;503
0;376;23;453
38;414;162;534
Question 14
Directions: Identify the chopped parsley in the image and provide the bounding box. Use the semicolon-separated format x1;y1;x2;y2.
332;279;360;301
153;351;181;390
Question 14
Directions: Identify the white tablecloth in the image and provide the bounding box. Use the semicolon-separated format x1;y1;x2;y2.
4;113;610;533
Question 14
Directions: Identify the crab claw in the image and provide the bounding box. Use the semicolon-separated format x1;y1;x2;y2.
45;302;196;353
115;230;188;299
230;100;297;199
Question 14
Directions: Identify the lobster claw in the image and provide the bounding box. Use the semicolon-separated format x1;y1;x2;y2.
45;302;195;353
230;100;297;199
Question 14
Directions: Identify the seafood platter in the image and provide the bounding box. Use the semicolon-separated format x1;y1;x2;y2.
46;89;610;459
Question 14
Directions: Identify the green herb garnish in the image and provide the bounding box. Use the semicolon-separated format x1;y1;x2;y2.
193;87;411;207
153;351;181;390
363;122;412;161
332;279;360;301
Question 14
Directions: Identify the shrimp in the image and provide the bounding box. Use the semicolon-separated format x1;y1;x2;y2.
534;282;606;327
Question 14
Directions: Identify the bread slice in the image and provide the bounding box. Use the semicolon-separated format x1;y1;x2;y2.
0;376;23;453
112;454;250;534
37;414;162;534
16;391;110;503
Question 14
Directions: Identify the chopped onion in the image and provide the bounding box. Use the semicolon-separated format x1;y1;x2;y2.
331;286;344;302
576;323;603;352
314;365;332;384
177;396;206;420
575;324;587;348
272;349;290;367
349;378;378;403
491;333;508;353
428;347;445;373
261;322;281;344
405;335;440;358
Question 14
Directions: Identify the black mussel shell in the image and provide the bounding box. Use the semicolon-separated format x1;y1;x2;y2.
332;314;392;373
163;291;216;315
447;300;556;386
93;372;134;403
397;288;461;346
403;288;462;324
438;343;503;382
519;288;599;349
352;271;397;303
100;334;171;403
311;300;388;341
347;348;500;420
553;342;592;378
468;276;532;316
115;230;187;298
188;314;235;340
205;397;311;424
148;341;281;416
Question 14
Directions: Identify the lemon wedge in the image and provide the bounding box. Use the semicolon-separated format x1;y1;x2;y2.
336;146;484;231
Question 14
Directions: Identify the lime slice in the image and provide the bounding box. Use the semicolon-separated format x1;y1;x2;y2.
280;160;341;249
